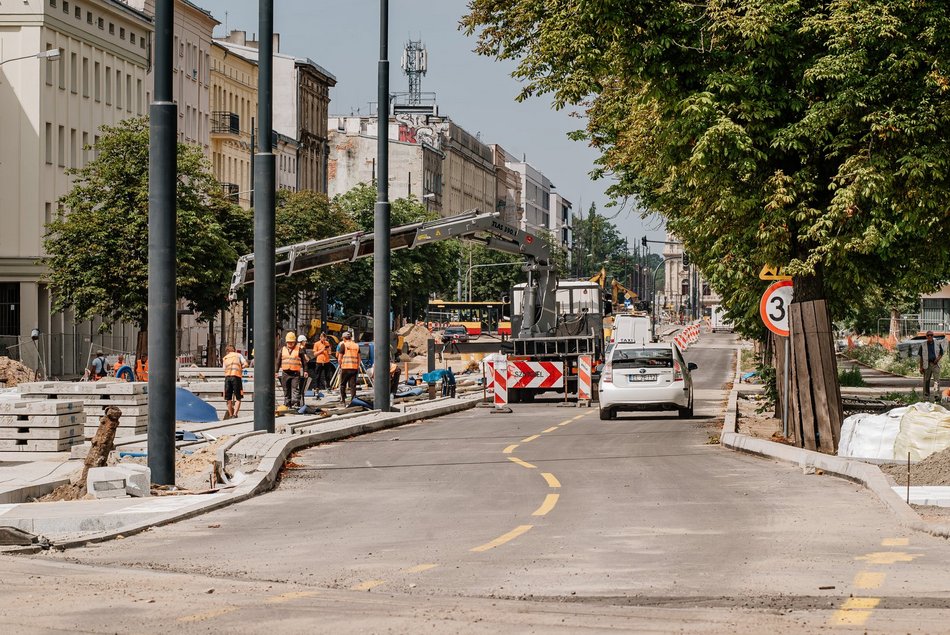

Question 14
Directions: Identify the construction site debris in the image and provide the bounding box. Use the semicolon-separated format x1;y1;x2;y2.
883;446;950;486
397;323;431;357
0;356;34;386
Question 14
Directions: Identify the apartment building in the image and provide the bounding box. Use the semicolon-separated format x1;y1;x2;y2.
0;0;152;373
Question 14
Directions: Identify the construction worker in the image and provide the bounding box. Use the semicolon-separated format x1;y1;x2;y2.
87;351;108;380
296;334;310;406
312;332;333;390
370;359;401;397
278;331;303;408
336;331;361;405
222;344;249;419
135;353;149;381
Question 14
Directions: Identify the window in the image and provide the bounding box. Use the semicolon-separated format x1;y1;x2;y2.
119;27;125;40
74;6;80;18
93;61;100;101
0;283;20;337
57;125;65;167
49;0;56;7
87;11;92;24
45;203;53;231
45;44;54;85
136;78;142;114
130;33;136;45
70;129;77;168
97;17;103;30
81;57;88;97
104;65;111;104
70;53;77;93
62;1;68;13
45;123;53;164
82;132;89;165
93;135;100;158
108;23;114;35
125;74;131;112
58;51;65;90
115;69;122;108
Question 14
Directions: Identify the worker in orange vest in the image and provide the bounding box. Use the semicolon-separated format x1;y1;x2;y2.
336;331;361;405
278;331;303;408
135;354;149;381
312;332;333;390
222;344;249;419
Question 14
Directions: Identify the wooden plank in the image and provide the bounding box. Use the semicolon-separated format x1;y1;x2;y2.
813;300;843;447
802;301;835;454
790;303;817;450
787;335;801;447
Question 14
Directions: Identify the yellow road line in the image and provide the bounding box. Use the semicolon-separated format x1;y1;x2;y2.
572;414;585;420
532;493;560;516
882;537;909;547
542;426;558;433
856;551;918;565
830;597;880;626
521;434;540;443
853;572;886;589
541;472;561;488
177;607;237;623
502;444;519;454
470;525;533;552
559;419;573;425
404;563;438;574
508;456;536;469
351;579;386;591
265;591;320;604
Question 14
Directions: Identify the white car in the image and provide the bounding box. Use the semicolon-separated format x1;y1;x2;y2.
597;343;696;420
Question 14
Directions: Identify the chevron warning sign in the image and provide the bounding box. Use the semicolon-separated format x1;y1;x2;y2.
507;361;564;389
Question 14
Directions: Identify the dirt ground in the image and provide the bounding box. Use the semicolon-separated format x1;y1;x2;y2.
737;395;790;444
882;446;950;487
0;356;35;386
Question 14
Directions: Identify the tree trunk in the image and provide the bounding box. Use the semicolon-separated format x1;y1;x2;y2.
78;406;122;496
206;317;217;367
135;329;148;366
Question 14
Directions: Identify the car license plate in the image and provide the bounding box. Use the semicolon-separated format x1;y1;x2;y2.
630;374;658;382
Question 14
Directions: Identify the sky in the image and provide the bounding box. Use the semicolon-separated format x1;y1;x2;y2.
196;0;667;244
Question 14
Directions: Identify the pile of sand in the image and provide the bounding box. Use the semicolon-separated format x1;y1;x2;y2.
883;446;950;486
0;356;34;386
397;323;432;357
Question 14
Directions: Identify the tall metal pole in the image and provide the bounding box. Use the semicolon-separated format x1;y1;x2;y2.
254;0;276;432
374;0;392;411
147;0;176;486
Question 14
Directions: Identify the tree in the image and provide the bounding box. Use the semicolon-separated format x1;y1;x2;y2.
463;1;950;336
571;204;629;280
44;117;248;352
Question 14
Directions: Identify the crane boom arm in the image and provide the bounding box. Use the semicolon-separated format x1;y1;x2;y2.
229;210;551;298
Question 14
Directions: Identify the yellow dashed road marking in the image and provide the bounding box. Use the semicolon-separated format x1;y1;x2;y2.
558;421;571;426
508;456;536;469
521;434;540;443
572;414;585;420
177;607;237;623
404;563;438;574
502;444;519;454
351;580;386;591
542;426;558;433
541;472;561;488
471;525;533;552
856;551;918;565
882;537;909;547
265;591;320;604
830;597;880;626
853;572;886;589
532;493;559;516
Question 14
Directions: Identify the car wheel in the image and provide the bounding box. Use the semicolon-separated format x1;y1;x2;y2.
599;407;613;421
678;398;694;419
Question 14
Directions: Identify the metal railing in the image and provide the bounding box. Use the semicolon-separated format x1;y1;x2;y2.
211;111;240;135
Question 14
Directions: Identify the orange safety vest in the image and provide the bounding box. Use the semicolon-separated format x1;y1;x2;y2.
313;340;331;364
280;345;303;372
338;341;360;371
136;359;149;381
223;352;244;377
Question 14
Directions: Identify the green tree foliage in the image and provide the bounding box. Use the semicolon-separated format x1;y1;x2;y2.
464;1;950;338
44;117;248;331
463;243;525;302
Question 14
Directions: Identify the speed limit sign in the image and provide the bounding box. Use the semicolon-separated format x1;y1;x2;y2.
760;280;793;337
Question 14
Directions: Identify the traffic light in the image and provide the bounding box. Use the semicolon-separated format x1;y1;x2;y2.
641;236;648;247
682;252;691;267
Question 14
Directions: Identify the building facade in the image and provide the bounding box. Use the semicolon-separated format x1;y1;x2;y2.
441;122;495;216
215;31;335;193
489;144;522;227
662;233;718;320
550;192;573;251
505;158;552;236
209;41;254;207
0;0;152;373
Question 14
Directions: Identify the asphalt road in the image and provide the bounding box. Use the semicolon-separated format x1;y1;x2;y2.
5;333;950;633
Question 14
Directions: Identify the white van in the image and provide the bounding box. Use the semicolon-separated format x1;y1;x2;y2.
710;305;733;333
611;314;654;346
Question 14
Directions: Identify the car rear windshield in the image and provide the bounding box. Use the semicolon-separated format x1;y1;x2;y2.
445;327;465;334
610;348;674;369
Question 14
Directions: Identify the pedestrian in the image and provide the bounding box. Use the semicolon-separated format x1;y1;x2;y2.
87;350;108;381
222;344;249;419
296;334;310;407
919;331;943;400
278;331;303;408
336;331;361;405
312;332;333;390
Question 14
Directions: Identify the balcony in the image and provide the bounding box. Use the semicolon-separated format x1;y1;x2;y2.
211;111;240;136
221;182;239;202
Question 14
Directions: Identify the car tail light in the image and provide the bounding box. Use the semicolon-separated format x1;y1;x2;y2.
673;360;684;382
602;362;613;384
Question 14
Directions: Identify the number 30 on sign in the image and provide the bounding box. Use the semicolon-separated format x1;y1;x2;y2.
760;280;793;337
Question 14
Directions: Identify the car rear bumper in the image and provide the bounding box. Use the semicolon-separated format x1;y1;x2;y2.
598;381;690;411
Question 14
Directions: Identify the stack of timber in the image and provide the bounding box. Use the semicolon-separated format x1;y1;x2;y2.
0;398;84;451
18;381;148;440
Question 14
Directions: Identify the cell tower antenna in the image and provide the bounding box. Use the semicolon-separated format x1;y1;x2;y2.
400;39;427;105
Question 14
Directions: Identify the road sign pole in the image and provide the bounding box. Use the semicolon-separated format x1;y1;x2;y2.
782;336;791;439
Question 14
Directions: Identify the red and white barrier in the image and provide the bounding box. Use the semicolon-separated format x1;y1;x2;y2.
578;355;592;402
493;358;508;409
507;361;564;389
485;361;495;394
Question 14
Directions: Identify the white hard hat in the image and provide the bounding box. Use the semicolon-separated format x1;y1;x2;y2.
297;335;307;343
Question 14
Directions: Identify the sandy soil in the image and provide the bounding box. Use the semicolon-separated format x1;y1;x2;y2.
737;395;791;443
0;356;35;386
882;446;950;487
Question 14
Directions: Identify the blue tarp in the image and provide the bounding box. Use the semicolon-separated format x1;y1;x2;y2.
395;387;425;398
175;387;219;423
422;368;456;385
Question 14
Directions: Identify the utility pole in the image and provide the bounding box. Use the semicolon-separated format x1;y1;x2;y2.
147;0;176;486
374;0;392;412
253;0;276;432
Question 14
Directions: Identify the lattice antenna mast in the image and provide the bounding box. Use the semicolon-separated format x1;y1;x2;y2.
400;40;427;105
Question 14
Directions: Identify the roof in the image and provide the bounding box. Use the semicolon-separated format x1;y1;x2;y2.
214;39;336;85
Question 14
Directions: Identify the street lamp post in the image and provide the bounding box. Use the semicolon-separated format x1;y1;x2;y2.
0;48;61;67
651;255;682;342
373;0;393;412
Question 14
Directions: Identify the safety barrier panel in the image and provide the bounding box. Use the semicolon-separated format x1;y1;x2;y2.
578;355;592;404
493;358;508;409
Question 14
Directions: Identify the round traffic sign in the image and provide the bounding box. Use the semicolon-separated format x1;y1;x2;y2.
760;280;793;337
